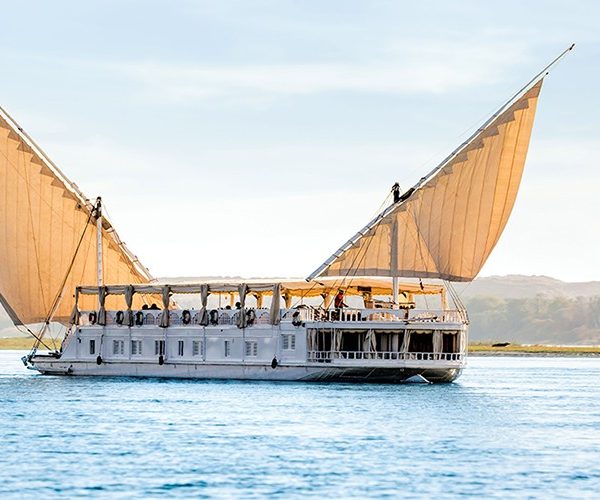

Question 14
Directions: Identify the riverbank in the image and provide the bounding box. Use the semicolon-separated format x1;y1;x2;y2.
0;337;61;350
469;343;600;357
2;336;599;356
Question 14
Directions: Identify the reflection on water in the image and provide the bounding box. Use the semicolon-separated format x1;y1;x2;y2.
1;351;599;498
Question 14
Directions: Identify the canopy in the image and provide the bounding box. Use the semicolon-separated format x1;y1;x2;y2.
77;277;444;299
309;80;543;282
0;106;153;325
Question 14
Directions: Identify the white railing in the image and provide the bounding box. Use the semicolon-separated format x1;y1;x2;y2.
308;308;464;324
307;351;465;362
78;307;464;327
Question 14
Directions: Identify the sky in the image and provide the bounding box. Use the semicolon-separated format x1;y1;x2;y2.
0;0;598;282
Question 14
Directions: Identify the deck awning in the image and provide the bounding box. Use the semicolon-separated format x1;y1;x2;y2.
76;277;444;298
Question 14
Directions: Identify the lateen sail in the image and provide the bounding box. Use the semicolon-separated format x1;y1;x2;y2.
0;107;153;325
309;79;543;282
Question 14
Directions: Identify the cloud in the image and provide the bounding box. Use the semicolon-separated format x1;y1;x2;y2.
78;39;530;103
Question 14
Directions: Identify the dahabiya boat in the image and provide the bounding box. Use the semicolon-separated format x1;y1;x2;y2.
0;46;573;382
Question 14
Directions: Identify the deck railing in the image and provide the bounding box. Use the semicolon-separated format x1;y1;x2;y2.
307;350;464;362
77;307;464;327
294;308;464;324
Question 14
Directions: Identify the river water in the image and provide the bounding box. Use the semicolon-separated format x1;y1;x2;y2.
0;351;599;498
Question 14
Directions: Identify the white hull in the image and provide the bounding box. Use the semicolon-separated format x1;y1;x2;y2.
31;356;463;383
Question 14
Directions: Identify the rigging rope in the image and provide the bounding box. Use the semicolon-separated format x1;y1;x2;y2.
291;187;396;311
314;186;397;308
30;201;96;354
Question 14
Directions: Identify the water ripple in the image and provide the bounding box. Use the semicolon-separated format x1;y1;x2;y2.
0;352;599;498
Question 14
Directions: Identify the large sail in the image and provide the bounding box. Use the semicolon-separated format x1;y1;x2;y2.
0;107;153;325
309;80;543;282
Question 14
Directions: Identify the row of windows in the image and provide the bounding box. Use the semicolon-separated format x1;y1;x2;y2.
90;336;296;357
224;340;258;358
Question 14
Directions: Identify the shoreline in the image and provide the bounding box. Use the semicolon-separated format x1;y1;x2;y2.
469;351;600;357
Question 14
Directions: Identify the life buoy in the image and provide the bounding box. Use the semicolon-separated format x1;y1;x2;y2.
96;355;102;365
271;357;278;369
182;310;191;325
135;311;144;326
115;310;125;325
246;309;256;326
158;355;164;365
291;311;302;327
88;311;97;325
209;309;219;326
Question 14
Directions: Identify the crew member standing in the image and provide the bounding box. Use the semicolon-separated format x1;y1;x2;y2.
334;289;347;309
392;182;401;203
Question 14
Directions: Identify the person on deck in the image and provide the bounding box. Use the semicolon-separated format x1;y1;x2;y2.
392;182;401;203
334;290;347;309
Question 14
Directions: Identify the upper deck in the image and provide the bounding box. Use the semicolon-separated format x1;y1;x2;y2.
76;305;466;329
70;277;466;329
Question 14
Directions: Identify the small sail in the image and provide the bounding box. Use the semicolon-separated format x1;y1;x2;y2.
309;80;543;282
0;107;153;325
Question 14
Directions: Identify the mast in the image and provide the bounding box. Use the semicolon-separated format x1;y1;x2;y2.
95;197;104;287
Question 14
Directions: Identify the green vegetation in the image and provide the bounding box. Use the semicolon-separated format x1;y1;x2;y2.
0;337;61;350
469;342;600;354
466;295;600;345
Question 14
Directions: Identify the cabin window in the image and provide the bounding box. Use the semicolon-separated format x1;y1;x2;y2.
89;339;96;355
131;340;142;356
178;340;184;356
112;340;124;355
224;340;231;357
155;340;165;356
245;341;258;357
192;340;204;357
282;334;296;351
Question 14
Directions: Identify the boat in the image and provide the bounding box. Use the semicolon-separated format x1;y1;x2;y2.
3;46;572;383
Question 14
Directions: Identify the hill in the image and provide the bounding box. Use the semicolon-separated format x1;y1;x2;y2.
455;275;600;300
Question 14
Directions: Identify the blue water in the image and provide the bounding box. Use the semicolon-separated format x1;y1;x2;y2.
1;352;599;498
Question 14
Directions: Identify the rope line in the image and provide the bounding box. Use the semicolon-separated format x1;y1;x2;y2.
30;201;96;353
